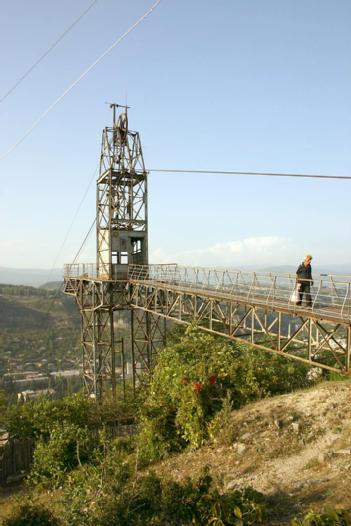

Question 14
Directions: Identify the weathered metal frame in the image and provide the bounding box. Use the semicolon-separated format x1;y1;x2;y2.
128;264;351;322
131;308;167;390
63;109;161;401
64;277;128;398
129;276;351;375
96;112;148;279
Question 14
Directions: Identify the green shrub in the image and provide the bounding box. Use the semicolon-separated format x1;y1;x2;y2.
3;503;60;526
62;463;266;526
291;508;351;525
62;436;134;526
5;393;96;440
5;391;136;441
137;325;314;462
28;422;93;488
207;392;234;445
5;392;136;488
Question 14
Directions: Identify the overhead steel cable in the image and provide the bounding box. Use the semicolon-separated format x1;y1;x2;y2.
0;0;162;161
72;218;96;265
42;163;99;317
42;218;96;318
0;0;99;104
42;217;96;318
44;162;99;285
147;168;351;181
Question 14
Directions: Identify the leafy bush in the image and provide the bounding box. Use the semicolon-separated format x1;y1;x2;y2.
62;462;266;526
291;508;351;525
4;392;137;488
3;503;61;526
5;392;136;441
5;393;96;440
98;471;263;526
28;422;93;488
62;434;134;526
137;325;314;461
207;391;233;444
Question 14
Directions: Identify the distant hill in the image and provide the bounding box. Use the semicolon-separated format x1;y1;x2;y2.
0;282;80;375
0;295;51;329
0;267;62;287
0;282;79;330
243;264;351;277
1;263;350;288
39;281;63;290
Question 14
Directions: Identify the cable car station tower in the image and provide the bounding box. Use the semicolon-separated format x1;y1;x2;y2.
97;104;147;279
64;105;166;400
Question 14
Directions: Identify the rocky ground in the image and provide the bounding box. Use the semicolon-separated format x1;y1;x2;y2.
153;381;351;524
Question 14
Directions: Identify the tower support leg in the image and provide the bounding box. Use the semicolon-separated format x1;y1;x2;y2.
131;307;167;392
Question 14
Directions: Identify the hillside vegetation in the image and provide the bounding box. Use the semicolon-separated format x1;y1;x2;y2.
1;327;350;525
0;268;62;287
0;283;80;380
0;296;51;330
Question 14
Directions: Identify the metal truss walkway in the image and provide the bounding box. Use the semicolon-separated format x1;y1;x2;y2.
126;264;351;375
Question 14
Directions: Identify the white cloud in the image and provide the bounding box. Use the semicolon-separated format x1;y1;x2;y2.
150;236;295;267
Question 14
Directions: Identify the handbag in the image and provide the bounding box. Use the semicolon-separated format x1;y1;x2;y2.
290;284;300;304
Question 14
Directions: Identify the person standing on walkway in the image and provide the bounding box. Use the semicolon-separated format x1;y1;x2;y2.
296;255;313;307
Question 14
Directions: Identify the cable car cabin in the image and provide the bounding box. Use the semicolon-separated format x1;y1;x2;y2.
110;232;146;280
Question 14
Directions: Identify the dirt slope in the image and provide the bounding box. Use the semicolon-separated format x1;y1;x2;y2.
154;381;351;524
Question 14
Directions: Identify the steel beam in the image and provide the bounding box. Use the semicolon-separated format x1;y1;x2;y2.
129;280;351;375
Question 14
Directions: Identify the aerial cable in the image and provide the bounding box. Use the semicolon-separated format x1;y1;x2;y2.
44;216;96;317
44;163;99;285
45;217;95;315
148;168;351;181
0;0;99;104
72;218;96;265
0;0;162;161
43;166;98;316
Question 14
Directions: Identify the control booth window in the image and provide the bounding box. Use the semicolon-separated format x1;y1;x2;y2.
120;252;129;264
132;239;142;255
112;251;129;264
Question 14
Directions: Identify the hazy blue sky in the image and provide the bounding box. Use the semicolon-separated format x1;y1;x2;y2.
0;0;350;270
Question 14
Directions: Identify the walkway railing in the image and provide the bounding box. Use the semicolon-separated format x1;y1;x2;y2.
63;262;351;321
128;264;351;321
64;263;97;279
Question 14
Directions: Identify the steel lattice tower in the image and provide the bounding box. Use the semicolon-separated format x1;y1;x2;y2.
97;104;148;279
64;105;166;400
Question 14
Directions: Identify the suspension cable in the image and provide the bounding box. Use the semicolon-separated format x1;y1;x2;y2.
72;218;96;265
148;168;351;181
0;0;99;104
0;0;162;161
